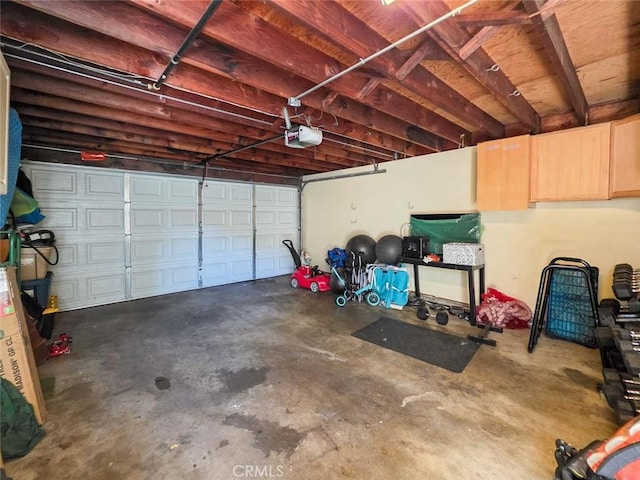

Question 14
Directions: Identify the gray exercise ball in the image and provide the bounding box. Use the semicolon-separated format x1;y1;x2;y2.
346;234;377;265
376;234;403;264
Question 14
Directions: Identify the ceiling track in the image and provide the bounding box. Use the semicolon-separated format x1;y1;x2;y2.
149;0;223;90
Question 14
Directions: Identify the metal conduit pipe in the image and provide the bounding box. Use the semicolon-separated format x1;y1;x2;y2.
288;0;479;106
1;48;275;124
149;0;223;90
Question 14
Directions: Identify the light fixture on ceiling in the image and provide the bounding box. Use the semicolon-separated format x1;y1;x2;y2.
381;0;396;5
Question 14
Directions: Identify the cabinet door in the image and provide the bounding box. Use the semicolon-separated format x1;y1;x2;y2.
531;123;611;201
476;135;530;211
476;139;503;210
500;135;531;210
610;114;640;197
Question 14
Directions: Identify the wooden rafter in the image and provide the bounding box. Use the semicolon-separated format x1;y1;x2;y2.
265;0;497;140
130;0;471;145
402;0;540;132
454;11;531;28
396;39;449;81
523;0;589;125
7;1;429;157
459;27;498;61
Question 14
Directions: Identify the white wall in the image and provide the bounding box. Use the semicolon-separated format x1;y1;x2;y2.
302;147;640;310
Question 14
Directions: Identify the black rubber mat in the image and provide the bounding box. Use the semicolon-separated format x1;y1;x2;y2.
352;316;479;373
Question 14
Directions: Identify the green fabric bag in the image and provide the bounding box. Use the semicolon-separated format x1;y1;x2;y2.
1;377;45;460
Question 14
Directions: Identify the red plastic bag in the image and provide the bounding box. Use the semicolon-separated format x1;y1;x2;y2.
476;288;531;329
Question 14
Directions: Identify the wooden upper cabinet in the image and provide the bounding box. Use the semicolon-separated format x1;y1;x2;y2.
476;135;531;211
610;114;640;197
530;123;611;201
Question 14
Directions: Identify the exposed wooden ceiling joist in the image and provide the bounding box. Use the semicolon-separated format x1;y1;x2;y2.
523;0;589;125
0;0;636;181
402;0;541;133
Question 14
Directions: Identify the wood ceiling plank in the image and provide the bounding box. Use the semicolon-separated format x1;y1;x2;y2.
22;126;316;175
459;27;498;61
264;0;500;139
4;2;427;159
130;0;467;145
11;89;386;170
402;0;541;132
396;40;450;81
454;11;531;27
19;116;339;171
523;0;589;125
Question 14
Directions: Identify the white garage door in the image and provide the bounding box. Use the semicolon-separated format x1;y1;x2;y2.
201;180;253;287
20;162;299;310
129;174;199;299
23;163;127;310
255;185;299;279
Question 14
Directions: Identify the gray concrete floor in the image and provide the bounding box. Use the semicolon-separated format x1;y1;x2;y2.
7;276;617;479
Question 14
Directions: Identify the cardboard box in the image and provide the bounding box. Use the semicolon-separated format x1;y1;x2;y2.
443;242;485;266
0;267;47;424
20;246;52;281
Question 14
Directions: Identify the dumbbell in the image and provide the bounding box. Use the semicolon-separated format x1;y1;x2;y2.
614;328;640;341
416;306;449;325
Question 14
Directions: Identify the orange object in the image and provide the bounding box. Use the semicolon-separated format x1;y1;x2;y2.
80;151;107;162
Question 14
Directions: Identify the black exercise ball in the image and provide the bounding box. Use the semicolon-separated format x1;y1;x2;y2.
375;234;403;265
346;234;377;265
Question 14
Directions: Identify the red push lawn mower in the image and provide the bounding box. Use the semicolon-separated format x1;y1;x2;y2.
282;240;331;293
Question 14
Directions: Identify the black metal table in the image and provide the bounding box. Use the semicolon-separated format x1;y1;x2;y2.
400;257;485;326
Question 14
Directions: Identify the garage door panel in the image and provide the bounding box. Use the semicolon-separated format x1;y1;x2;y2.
231;185;252;203
255;208;297;229
30;168;76;196
54;244;77;268
88;273;126;299
256;253;295;279
202;257;252;287
131;268;164;297
87;208;124;230
255;185;297;207
86;241;125;266
132;239;164;262
256;231;298;254
170;237;198;258
202;235;226;256
170;209;198;228
202;181;252;205
170;264;199;287
131;176;162;200
38;206;78;232
202;233;252;257
86;173;124;197
131;263;198;298
131;208;163;229
25;166;125;203
131;175;197;205
48;277;79;310
202;208;251;232
131;236;197;265
202;209;225;227
49;268;126;311
169;179;198;202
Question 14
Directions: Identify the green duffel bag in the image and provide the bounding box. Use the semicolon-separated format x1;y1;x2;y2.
1;377;45;460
